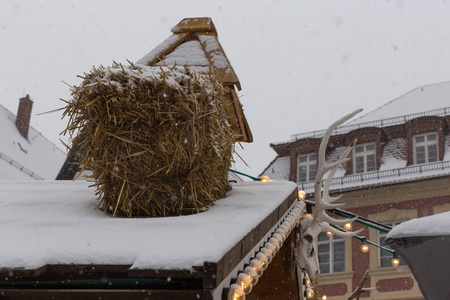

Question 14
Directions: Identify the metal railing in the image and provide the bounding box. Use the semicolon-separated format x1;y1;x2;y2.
298;160;450;191
290;107;450;142
0;151;44;180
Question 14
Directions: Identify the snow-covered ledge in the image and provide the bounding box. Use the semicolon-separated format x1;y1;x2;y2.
0;180;298;299
386;212;450;300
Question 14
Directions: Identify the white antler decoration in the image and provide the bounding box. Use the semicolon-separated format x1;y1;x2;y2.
296;109;364;284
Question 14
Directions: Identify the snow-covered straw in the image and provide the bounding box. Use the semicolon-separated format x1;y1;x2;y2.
61;62;234;217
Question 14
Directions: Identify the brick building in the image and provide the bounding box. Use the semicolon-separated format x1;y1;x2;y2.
261;82;450;299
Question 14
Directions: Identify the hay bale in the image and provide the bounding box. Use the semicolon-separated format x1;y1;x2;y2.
62;63;234;217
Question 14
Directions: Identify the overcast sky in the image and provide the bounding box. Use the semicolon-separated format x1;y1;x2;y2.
2;0;450;177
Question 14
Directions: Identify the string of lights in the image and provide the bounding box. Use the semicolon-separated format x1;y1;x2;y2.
224;171;401;299
223;199;305;300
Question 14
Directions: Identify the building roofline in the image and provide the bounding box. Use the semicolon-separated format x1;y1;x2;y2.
272;106;450;146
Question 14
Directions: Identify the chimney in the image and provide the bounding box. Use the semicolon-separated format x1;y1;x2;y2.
16;95;33;139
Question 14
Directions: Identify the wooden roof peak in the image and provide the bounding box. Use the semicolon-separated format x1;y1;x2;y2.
171;17;217;35
137;17;253;142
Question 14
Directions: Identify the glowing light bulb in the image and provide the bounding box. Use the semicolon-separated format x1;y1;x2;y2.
306;288;314;299
263;242;276;257
305;277;311;287
298;190;306;200
259;176;271;182
272;233;284;243
326;231;333;237
361;243;369;253
255;252;269;271
227;283;246;300
392;257;400;267
275;229;287;242
322;295;328;300
249;259;264;277
344;223;352;230
243;266;258;286
260;247;273;263
236;273;253;294
305;213;312;218
268;237;281;252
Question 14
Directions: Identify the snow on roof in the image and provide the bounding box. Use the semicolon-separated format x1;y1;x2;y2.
0;104;66;180
137;18;240;89
198;35;232;73
154;40;209;66
0;180;297;271
285;82;450;143
379;138;407;171
387;210;450;239
136;34;180;66
261;156;290;181
349;81;450;125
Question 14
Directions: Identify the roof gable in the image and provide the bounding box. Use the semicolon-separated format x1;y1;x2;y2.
137;17;241;90
137;17;252;142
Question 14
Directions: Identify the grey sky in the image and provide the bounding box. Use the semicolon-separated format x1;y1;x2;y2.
1;0;450;177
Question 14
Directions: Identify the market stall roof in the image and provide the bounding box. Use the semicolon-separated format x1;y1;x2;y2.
0;180;298;299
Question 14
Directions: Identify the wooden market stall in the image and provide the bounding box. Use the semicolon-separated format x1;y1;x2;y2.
0;181;302;299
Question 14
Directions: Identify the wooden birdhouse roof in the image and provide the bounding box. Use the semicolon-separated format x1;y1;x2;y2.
137;17;253;142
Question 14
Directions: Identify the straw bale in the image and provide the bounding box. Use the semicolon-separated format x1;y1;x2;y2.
62;63;233;217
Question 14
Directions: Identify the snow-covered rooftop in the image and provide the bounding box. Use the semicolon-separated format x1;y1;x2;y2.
349;81;450;125
286;81;450;142
387;210;450;239
0;180;297;271
260;156;290;181
0;104;66;180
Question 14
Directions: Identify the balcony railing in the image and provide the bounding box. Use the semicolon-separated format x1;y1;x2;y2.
298;160;450;191
290;106;450;142
0;151;44;180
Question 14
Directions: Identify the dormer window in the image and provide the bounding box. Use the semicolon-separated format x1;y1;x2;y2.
413;132;438;164
297;153;317;183
353;143;376;174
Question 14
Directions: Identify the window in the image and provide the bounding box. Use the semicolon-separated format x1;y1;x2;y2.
414;132;438;164
353;143;376;174
297;153;317;183
379;222;406;268
318;232;345;273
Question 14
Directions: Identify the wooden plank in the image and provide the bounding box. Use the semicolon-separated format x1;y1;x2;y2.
128;268;203;279
202;262;219;289
171;18;216;33
0;289;205;300
230;88;252;142
0;265;48;280
146;32;192;66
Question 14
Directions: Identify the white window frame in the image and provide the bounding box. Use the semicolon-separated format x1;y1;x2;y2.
379;221;406;268
353;142;376;174
317;232;345;274
413;132;438;165
297;153;317;183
